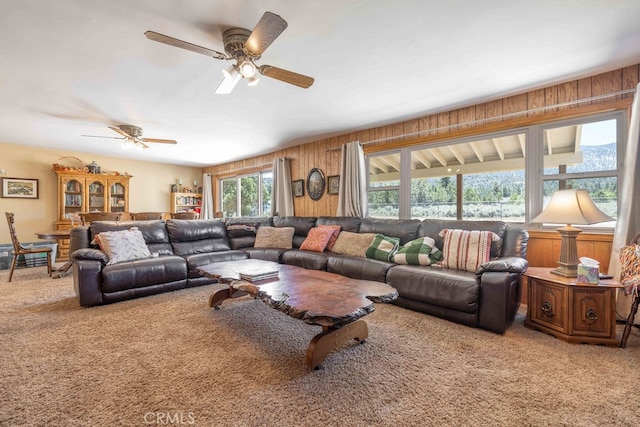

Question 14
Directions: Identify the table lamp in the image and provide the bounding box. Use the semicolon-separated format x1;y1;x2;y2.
530;189;613;277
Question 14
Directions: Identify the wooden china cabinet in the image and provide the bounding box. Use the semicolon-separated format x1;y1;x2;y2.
54;170;131;259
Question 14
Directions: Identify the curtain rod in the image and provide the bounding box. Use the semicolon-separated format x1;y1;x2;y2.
211;157;291;176
326;88;636;151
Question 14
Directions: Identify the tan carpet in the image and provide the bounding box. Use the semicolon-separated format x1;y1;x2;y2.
1;267;639;427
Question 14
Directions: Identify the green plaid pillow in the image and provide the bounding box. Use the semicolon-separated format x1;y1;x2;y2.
392;237;443;265
365;234;400;262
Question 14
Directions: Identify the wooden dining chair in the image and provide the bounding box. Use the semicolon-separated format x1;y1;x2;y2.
170;212;198;219
619;231;640;348
79;212;123;225
130;212;164;220
5;212;52;282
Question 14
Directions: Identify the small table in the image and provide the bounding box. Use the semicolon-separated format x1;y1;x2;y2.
35;230;72;279
523;267;622;346
197;259;398;369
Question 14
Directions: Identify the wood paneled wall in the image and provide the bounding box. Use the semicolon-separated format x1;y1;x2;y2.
205;63;637;292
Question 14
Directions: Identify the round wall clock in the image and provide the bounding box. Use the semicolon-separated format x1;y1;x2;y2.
306;168;325;201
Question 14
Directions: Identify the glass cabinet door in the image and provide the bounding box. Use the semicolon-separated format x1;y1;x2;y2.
63;178;84;219
87;180;106;212
110;182;126;212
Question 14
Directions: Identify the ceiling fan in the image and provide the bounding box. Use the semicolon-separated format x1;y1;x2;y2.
81;125;178;149
145;11;314;94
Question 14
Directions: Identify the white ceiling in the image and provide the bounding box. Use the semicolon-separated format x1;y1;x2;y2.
1;0;639;167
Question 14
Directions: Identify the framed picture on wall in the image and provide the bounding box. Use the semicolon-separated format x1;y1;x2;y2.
327;175;340;195
1;177;39;199
292;179;304;197
306;168;325;201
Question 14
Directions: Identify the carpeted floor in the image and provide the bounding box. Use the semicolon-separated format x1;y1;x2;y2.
1;267;639;427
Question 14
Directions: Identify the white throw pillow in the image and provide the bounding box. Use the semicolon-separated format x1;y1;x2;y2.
95;227;151;265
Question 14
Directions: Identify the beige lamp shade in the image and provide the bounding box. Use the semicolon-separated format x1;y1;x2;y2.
531;189;613;277
531;189;613;225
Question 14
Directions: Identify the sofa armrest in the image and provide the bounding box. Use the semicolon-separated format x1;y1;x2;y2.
72;248;108;264
477;257;528;275
478;270;523;334
73;258;104;307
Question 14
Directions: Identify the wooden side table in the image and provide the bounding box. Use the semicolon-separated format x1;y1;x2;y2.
523;267;621;346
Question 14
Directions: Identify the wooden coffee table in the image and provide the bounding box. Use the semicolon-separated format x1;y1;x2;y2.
197;259;398;369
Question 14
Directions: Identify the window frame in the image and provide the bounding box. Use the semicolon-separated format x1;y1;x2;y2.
218;169;272;218
365;109;627;230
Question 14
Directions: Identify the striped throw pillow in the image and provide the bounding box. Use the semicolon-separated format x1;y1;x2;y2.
439;229;500;272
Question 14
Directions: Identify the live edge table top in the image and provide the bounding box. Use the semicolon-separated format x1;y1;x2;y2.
196;259;399;328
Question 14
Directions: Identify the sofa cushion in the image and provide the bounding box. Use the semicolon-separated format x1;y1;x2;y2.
89;220;173;255
439;229;499;272
282;250;329;270
386;265;479;313
244;248;288;263
167;219;231;256
94;228;152;265
331;231;376;257
316;216;361;233
101;255;187;293
225;217;273;249
365;234;400;262
272;216;317;248
392;237;443;266
254;226;295;249
420;219;506;258
359;218;421;245
299;227;334;252
317;224;341;251
326;255;393;283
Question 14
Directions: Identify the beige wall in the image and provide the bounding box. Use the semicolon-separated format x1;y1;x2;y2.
0;142;203;244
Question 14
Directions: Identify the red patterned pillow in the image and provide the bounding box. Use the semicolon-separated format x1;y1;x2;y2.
439;229;500;272
300;227;335;252
317;224;341;251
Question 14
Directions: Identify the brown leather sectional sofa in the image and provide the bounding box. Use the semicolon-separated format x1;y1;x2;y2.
70;216;528;333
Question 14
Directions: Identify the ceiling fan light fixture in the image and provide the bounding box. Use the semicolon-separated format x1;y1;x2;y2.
215;65;241;94
246;75;260;87
239;60;257;78
222;65;239;80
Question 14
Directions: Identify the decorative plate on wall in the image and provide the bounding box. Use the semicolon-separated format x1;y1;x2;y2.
306;168;325;201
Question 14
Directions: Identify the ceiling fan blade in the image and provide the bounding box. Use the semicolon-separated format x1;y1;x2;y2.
108;126;132;139
259;65;314;89
141;138;178;145
80;135;124;140
144;31;227;60
244;12;288;56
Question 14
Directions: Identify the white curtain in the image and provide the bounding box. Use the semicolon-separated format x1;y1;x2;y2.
200;173;214;219
271;158;294;216
609;83;640;322
337;141;368;217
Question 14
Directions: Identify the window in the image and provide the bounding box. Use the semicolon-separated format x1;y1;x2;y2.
366;111;625;228
540;118;619;226
367;151;401;218
220;171;272;218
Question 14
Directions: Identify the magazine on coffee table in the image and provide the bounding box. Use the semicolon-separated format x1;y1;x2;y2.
238;267;280;283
